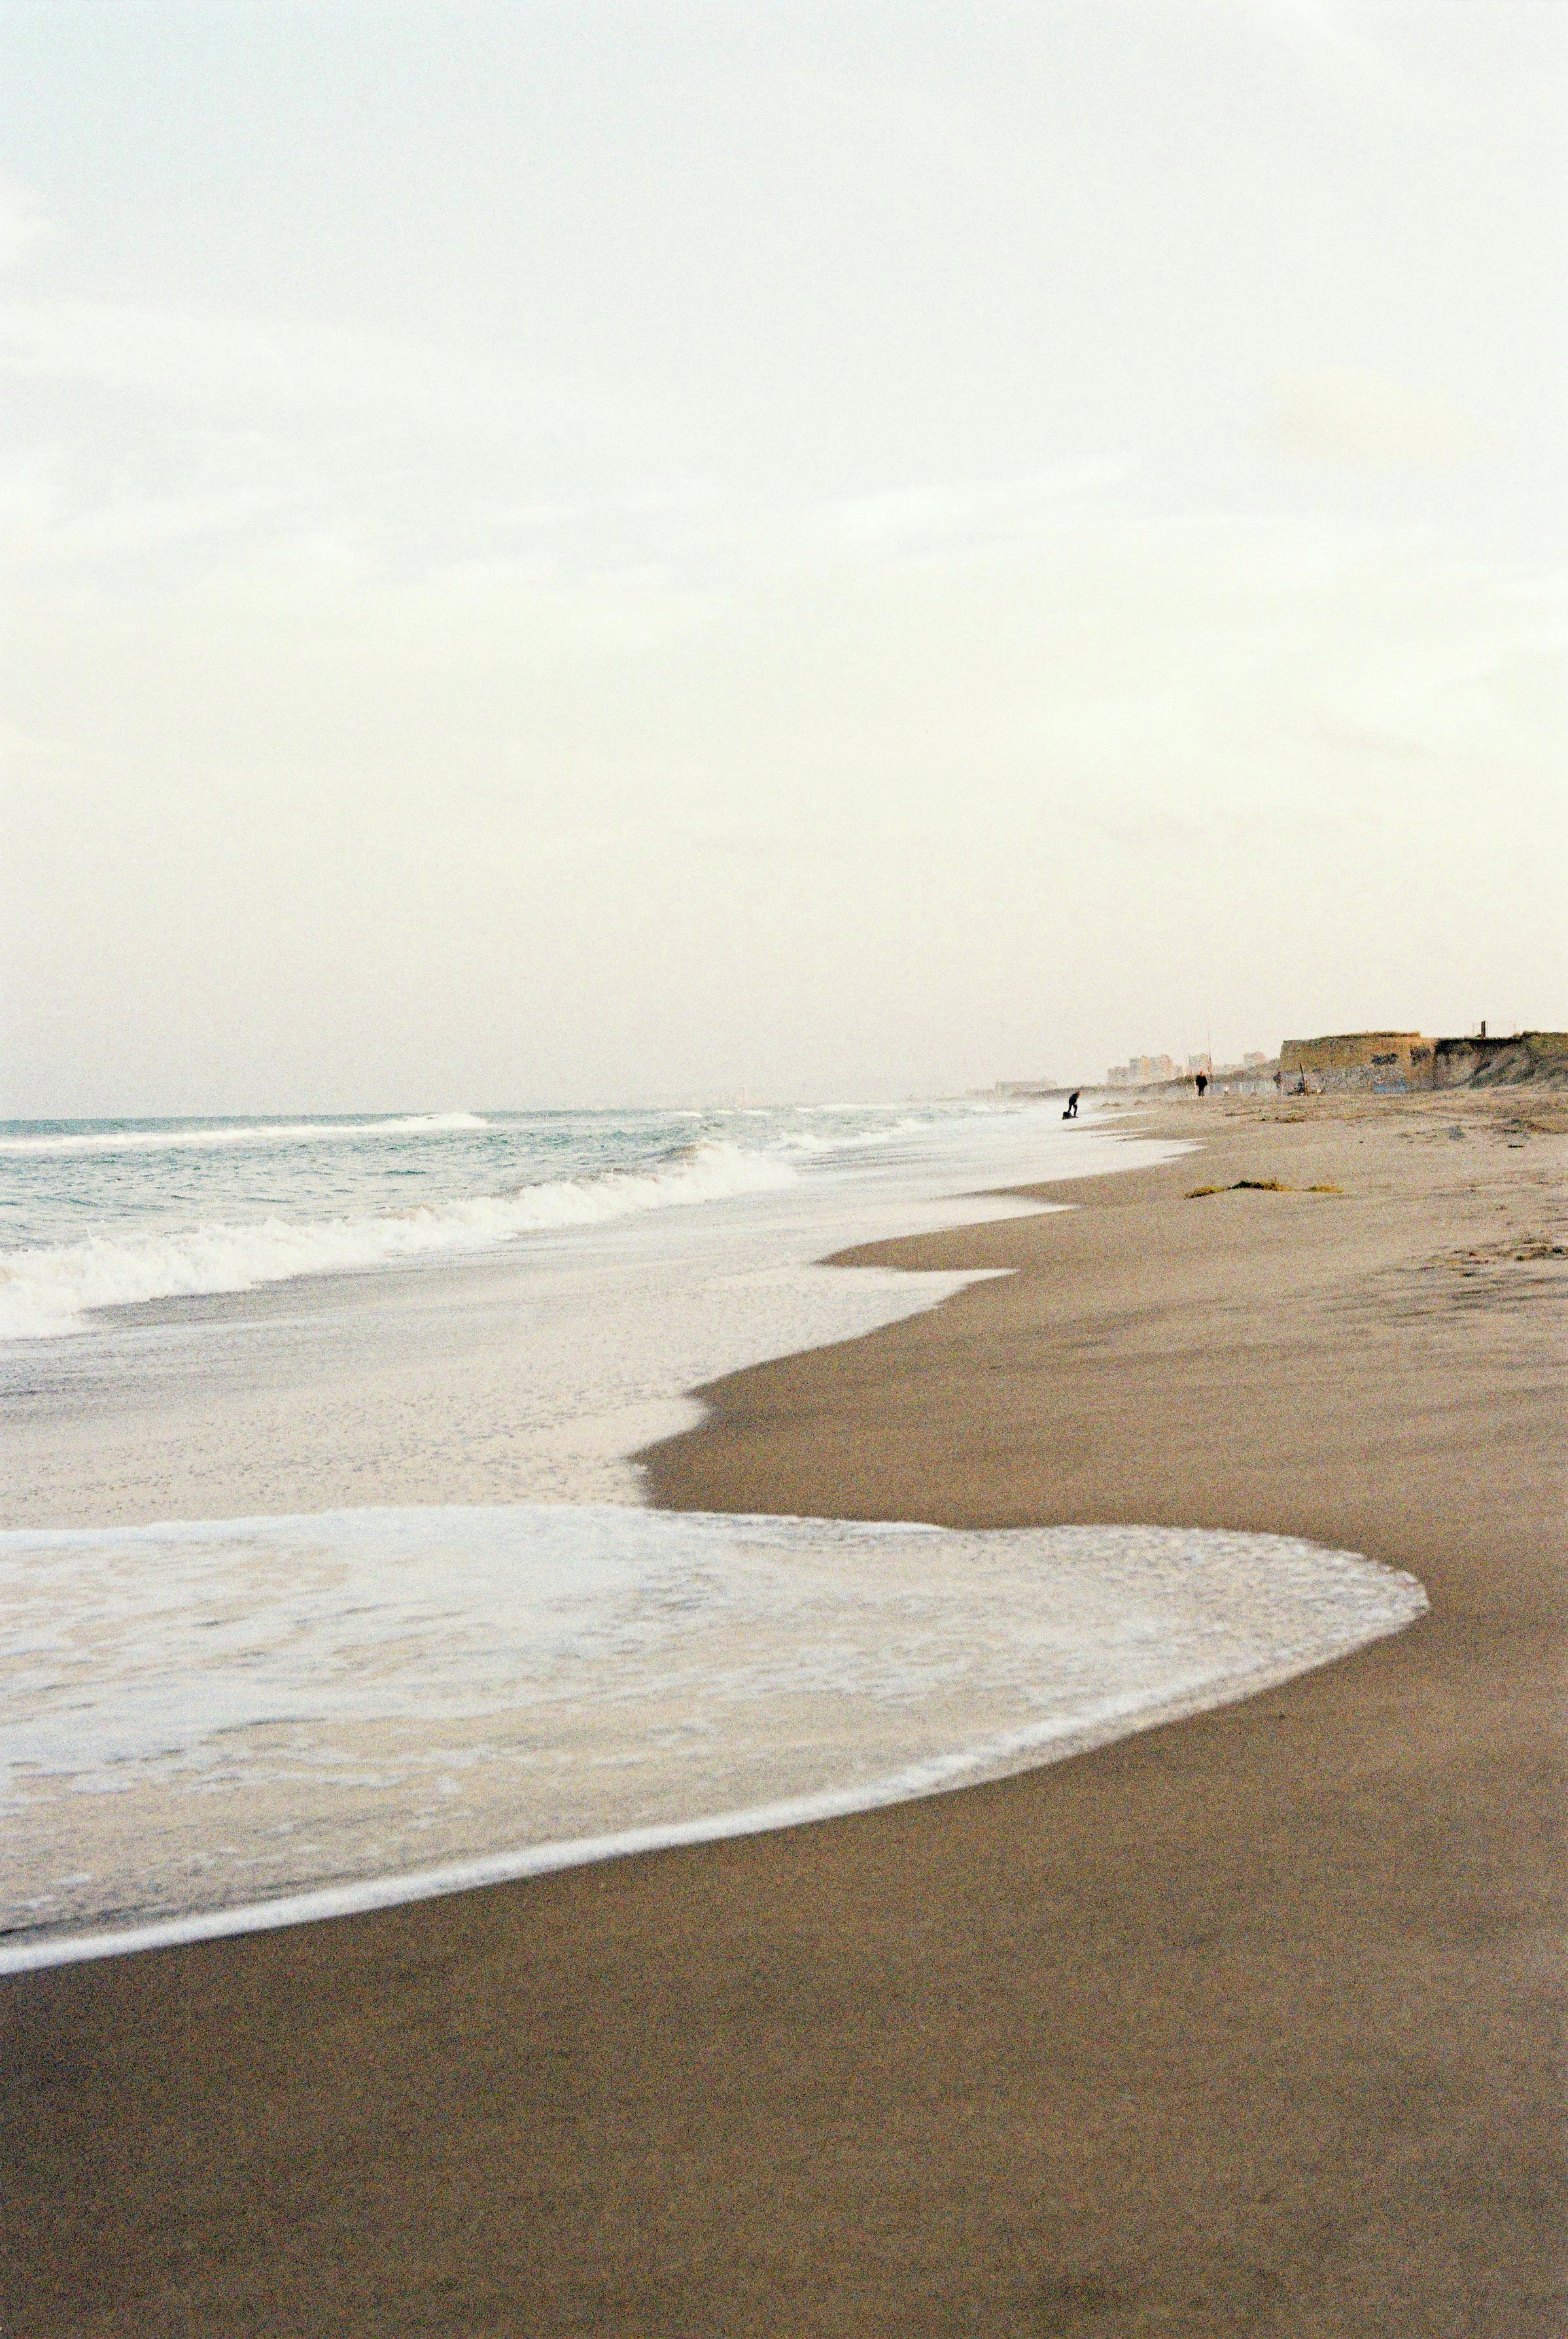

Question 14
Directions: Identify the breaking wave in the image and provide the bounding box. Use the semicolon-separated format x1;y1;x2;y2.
0;1112;489;1158
0;1141;799;1341
771;1115;928;1155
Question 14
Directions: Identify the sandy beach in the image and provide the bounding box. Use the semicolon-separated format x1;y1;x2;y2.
2;1089;1563;2336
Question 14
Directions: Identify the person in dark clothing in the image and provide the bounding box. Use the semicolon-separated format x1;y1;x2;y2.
1195;1071;1209;1097
1062;1090;1080;1119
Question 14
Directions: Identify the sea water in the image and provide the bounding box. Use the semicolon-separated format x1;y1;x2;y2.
0;1507;1426;1967
0;1099;1019;1341
2;1099;1161;1517
0;1100;1430;1965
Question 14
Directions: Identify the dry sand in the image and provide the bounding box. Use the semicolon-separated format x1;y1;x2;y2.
1;1089;1563;2336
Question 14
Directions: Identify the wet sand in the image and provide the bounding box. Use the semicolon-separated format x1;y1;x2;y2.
2;1091;1563;2336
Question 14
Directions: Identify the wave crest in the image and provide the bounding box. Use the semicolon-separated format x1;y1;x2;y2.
0;1112;489;1158
0;1141;799;1340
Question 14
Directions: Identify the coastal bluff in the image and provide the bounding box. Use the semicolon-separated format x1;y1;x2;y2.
1279;1028;1568;1095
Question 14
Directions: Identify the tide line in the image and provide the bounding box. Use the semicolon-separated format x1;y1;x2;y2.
0;1650;1377;1978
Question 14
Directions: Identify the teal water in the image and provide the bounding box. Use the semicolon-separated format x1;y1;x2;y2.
0;1099;1011;1339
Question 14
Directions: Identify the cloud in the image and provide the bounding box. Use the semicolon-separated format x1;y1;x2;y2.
0;294;621;444
1270;366;1483;465
807;457;1141;565
1242;0;1416;104
0;181;48;273
0;454;292;567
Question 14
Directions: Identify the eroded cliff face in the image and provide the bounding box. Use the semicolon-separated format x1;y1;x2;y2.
1278;1030;1568;1094
1432;1032;1568;1089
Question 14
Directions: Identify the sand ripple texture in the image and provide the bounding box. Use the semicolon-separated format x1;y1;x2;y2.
0;1505;1427;1969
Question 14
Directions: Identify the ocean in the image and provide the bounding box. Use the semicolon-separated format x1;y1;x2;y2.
0;1099;1430;1966
7;1096;1138;1530
0;1099;1018;1342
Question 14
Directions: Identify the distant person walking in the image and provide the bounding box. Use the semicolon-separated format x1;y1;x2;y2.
1062;1090;1080;1119
1194;1071;1209;1098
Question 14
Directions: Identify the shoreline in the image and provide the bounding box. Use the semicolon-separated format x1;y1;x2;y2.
3;1090;1563;2334
0;1113;1255;1967
1;1515;1426;1975
1;1104;1173;1528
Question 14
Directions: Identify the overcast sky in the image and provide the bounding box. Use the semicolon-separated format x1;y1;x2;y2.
2;0;1563;1110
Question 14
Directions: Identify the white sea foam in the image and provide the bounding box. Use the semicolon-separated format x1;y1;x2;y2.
0;1504;1428;1968
0;1110;489;1157
0;1140;800;1339
770;1115;929;1154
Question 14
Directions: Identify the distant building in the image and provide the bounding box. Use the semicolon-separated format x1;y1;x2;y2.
1104;1053;1183;1087
1210;1059;1280;1096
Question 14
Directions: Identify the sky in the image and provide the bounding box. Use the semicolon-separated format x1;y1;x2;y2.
1;0;1563;1110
